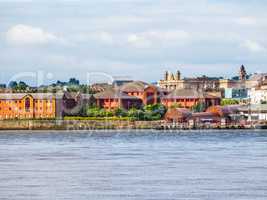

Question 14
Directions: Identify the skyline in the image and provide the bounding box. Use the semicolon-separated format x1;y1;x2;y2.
0;0;267;84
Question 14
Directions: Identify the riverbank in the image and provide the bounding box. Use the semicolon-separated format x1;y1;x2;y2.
0;119;161;130
0;119;267;130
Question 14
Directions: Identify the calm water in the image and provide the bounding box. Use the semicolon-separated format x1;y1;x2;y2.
0;130;267;200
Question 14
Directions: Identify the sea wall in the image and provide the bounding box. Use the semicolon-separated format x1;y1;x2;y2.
0;120;161;130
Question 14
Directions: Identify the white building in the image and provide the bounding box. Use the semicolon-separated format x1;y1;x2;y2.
239;104;267;121
248;88;267;104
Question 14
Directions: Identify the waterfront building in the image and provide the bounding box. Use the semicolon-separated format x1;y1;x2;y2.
158;70;221;91
59;92;95;117
94;88;142;110
93;81;168;110
206;105;242;123
248;88;267;104
248;77;267;104
238;104;267;121
164;108;192;123
0;93;56;119
158;65;253;92
120;81;168;105
161;88;221;109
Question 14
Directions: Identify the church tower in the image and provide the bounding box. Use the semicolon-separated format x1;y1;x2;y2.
176;70;181;80
239;65;247;81
164;71;169;81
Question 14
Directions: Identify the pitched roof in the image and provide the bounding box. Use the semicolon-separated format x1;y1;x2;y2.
120;81;148;92
0;93;58;100
94;88;140;100
163;89;219;99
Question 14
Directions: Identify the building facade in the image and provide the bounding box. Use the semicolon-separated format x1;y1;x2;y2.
158;70;221;91
224;88;248;99
0;93;56;120
158;65;251;91
161;89;221;109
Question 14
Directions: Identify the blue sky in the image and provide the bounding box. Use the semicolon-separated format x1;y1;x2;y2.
0;0;267;85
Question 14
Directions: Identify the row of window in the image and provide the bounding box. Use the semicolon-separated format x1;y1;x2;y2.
0;107;53;112
165;99;199;102
0;114;55;119
0;100;53;104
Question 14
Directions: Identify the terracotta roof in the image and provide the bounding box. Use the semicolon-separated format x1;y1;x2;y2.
0;93;58;100
163;89;219;99
120;81;148;92
94;88;140;100
164;108;192;121
207;105;242;117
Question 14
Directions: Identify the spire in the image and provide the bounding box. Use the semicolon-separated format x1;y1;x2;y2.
164;71;169;81
239;65;247;81
176;70;181;80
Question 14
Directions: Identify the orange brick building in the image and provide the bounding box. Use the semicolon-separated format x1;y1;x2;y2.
0;93;56;119
161;89;221;109
94;81;168;110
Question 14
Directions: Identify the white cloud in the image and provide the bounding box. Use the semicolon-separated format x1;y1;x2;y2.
69;31;113;45
6;24;58;45
235;17;257;26
127;30;190;48
242;40;266;53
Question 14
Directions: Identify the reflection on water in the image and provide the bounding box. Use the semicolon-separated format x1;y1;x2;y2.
0;130;267;200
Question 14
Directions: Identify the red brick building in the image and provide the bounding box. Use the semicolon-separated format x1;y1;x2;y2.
94;88;142;110
161;89;220;109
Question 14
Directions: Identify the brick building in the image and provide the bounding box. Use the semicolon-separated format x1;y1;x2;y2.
0;93;56;119
161;89;221;109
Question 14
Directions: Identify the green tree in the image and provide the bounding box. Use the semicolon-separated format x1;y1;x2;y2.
17;81;28;91
221;99;239;106
114;108;128;117
8;81;18;89
128;108;145;120
170;103;182;109
191;102;205;112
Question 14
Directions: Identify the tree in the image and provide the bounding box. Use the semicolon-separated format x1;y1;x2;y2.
114;108;128;117
170;103;182;109
8;81;18;89
221;99;239;106
69;78;80;85
143;103;167;120
192;102;205;112
128;108;144;120
17;81;28;91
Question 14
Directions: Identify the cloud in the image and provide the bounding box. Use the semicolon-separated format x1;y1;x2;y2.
235;17;257;26
6;24;59;46
242;40;266;53
127;30;190;48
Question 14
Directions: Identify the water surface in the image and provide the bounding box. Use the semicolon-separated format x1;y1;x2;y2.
0;130;267;200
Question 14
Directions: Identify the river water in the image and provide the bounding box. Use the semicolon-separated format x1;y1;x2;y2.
0;130;267;200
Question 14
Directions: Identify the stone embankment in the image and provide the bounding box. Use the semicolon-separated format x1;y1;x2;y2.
0;120;161;130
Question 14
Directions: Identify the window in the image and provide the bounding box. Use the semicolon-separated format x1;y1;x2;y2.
25;97;31;112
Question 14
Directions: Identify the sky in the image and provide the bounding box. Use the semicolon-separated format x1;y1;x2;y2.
0;0;267;85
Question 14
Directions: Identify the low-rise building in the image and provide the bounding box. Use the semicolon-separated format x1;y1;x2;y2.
248;88;267;104
94;88;142;110
0;93;56;119
238;104;267;121
161;89;221;109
